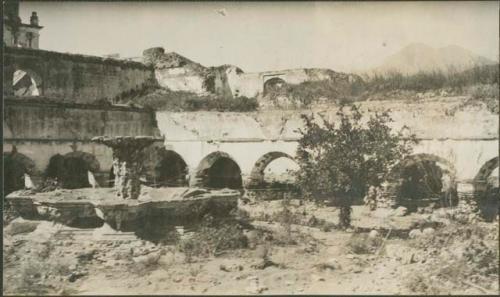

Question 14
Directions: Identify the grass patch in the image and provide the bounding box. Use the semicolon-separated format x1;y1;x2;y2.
120;88;258;112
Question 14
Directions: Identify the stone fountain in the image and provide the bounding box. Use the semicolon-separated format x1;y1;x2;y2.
91;136;162;200
6;135;240;235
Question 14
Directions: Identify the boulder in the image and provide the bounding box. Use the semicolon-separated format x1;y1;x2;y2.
369;230;380;239
5;218;40;235
422;227;435;236
393;206;408;217
132;251;161;266
312;274;325;282
318;258;342;270
408;229;422;239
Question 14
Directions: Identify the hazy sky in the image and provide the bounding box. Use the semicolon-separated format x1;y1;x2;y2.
20;1;499;72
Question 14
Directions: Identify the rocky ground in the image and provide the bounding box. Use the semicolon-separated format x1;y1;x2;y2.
3;199;499;295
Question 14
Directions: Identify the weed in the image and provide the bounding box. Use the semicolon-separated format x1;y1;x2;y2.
404;273;443;295
346;233;383;254
177;223;248;262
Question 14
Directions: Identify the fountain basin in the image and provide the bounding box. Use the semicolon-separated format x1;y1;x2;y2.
6;187;240;231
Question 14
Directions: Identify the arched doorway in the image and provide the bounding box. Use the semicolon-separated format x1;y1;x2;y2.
474;157;499;221
194;152;242;189
248;152;298;189
390;154;457;209
263;77;287;96
12;69;42;97
3;151;37;197
45;152;100;189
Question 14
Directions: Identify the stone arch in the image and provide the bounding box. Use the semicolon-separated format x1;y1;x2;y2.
193;151;242;189
264;77;287;96
45;151;100;189
474;157;499;186
153;149;189;187
3;151;38;196
248;151;297;188
12;68;42;97
474;156;499;221
389;153;457;208
141;146;189;187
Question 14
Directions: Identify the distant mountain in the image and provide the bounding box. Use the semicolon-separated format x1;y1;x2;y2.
370;43;496;76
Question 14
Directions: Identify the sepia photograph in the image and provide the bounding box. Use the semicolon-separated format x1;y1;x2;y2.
2;0;499;295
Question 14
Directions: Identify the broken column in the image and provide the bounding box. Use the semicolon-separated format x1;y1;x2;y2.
92;136;162;200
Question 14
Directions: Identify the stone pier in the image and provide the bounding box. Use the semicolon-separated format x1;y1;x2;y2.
92;136;162;200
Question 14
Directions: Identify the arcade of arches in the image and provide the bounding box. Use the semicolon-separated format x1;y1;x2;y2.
3;146;498;214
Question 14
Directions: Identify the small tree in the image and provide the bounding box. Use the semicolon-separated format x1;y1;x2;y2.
295;104;417;229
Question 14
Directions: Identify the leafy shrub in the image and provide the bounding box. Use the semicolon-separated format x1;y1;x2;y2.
346;233;383;254
295;104;416;228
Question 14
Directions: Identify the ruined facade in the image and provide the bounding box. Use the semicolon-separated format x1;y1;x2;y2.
3;1;42;49
142;47;357;98
2;25;498;209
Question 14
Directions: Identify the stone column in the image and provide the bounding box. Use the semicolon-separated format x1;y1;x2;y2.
92;136;162;200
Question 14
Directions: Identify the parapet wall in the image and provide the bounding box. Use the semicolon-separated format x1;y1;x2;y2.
3;99;157;140
156;97;498;141
155;97;498;183
3;99;159;185
3;47;155;104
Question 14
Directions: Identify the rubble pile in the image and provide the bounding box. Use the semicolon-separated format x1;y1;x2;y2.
403;221;499;294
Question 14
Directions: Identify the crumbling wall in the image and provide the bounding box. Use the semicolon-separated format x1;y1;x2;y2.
143;47;210;95
155;98;498;185
4;99;156;140
3;46;154;103
3;100;159;186
225;68;355;98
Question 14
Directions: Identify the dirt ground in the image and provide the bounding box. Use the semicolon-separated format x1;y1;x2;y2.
3;199;499;295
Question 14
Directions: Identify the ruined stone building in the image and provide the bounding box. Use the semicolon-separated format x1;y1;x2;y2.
2;4;498;212
3;1;42;49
